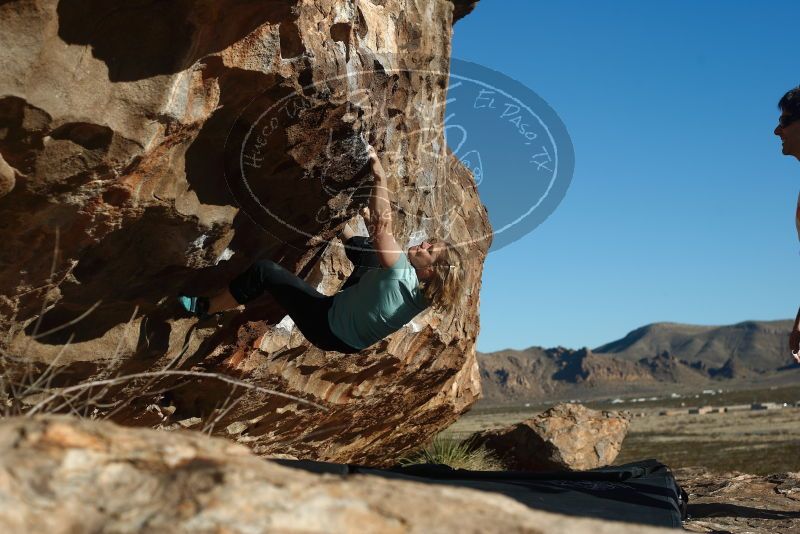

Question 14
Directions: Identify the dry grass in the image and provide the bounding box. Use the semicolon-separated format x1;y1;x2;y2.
399;435;505;471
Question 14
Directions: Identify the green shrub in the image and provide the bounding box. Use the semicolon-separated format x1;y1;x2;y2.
399;435;505;471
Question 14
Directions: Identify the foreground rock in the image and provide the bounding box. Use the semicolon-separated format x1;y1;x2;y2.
678;467;800;533
0;0;490;465
0;416;674;534
468;403;630;471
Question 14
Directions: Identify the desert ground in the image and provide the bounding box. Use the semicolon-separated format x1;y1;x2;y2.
444;384;800;475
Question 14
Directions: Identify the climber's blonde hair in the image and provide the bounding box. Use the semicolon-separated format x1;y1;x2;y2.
420;241;465;311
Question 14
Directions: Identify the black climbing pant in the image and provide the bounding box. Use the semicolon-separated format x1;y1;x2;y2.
227;236;379;354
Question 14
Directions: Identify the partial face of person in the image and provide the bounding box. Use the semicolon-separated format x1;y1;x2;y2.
408;240;445;274
775;111;800;159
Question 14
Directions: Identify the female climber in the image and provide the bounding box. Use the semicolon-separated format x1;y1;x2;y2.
179;145;464;353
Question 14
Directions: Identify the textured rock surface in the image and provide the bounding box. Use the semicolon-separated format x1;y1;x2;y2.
0;0;491;465
678;467;800;533
468;403;631;472
0;416;675;534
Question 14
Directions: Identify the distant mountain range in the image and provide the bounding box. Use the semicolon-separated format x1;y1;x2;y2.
478;320;800;403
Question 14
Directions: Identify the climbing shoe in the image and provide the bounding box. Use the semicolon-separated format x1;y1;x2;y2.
178;295;212;320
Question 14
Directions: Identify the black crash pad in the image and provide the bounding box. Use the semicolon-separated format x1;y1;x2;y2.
273;458;687;528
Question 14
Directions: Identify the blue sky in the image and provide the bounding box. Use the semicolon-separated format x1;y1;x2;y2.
451;0;800;352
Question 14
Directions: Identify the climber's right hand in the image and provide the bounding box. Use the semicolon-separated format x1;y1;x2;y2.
365;146;385;180
360;206;371;222
365;144;378;164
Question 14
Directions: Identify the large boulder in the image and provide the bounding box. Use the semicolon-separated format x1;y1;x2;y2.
0;416;674;533
0;0;491;465
468;403;631;472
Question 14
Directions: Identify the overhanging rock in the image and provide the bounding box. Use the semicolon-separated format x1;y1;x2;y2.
0;0;490;465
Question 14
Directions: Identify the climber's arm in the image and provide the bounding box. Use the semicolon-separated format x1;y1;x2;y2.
365;147;401;268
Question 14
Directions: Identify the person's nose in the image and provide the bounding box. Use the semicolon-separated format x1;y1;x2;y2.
775;124;782;136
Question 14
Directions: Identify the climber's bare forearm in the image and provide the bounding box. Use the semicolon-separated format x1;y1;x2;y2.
368;160;391;230
365;150;400;267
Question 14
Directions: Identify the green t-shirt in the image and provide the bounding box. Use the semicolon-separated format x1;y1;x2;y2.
328;253;429;350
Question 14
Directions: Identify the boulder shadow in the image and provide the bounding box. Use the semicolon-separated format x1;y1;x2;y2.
689;502;800;520
25;205;203;344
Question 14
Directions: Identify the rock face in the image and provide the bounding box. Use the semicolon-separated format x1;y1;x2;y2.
0;0;491;465
678;467;800;533
0;416;675;534
469;403;631;472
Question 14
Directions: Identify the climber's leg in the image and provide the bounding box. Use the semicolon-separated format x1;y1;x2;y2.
228;259;357;352
179;288;237;319
207;289;239;315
